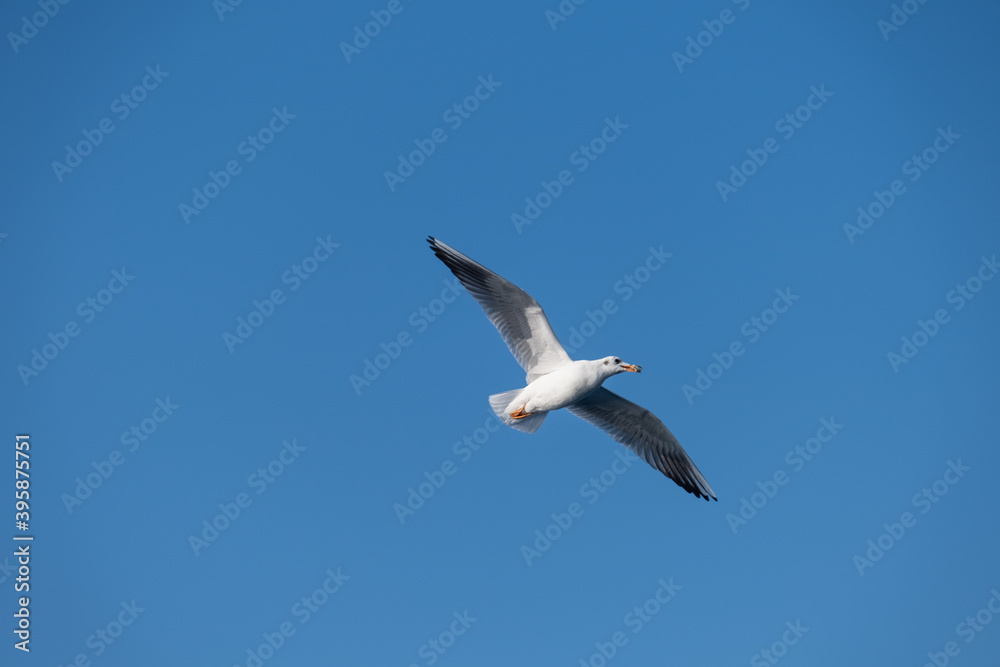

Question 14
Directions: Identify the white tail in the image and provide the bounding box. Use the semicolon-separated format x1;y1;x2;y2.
489;389;548;434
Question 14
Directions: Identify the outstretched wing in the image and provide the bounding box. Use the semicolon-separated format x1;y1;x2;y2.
428;237;573;381
568;387;716;501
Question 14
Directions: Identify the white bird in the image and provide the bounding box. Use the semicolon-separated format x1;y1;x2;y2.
428;237;716;501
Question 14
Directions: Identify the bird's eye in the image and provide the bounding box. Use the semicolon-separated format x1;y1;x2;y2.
614;358;620;364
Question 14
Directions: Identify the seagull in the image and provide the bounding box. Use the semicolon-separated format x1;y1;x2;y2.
428;237;716;501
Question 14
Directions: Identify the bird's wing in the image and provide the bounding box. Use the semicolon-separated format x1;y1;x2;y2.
567;387;716;501
428;237;573;381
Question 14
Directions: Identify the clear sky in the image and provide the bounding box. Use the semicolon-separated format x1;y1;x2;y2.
2;0;999;665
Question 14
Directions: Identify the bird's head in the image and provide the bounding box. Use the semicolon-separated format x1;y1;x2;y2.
600;356;642;377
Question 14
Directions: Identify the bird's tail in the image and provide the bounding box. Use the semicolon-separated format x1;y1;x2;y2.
489;389;548;434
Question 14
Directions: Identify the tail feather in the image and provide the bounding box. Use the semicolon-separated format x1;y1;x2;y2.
489;389;548;434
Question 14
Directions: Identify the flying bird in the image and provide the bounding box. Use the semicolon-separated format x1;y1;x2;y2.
428;237;716;501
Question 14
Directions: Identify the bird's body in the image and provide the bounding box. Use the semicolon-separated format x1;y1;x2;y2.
428;236;717;501
510;359;610;413
489;358;637;433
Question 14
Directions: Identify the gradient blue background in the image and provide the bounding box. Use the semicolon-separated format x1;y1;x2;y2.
2;0;999;665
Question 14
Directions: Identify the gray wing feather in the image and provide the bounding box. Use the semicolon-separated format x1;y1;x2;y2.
567;387;717;501
428;237;572;381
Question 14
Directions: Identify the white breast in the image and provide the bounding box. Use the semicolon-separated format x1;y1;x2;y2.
520;361;604;413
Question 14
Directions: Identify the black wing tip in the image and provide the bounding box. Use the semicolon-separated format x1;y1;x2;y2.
695;481;718;501
668;469;716;501
426;237;492;287
687;486;716;501
427;236;460;263
655;453;716;501
427;236;456;268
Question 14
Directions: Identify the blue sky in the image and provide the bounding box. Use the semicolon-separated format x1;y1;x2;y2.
2;0;999;665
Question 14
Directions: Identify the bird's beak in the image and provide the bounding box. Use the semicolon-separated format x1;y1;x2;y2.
622;364;642;373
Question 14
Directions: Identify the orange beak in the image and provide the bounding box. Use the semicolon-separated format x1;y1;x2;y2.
622;364;642;373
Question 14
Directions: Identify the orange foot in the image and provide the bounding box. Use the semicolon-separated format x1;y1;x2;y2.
509;405;532;420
